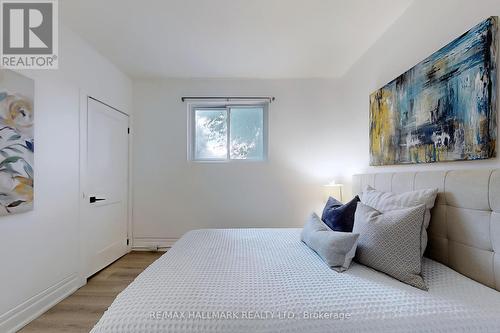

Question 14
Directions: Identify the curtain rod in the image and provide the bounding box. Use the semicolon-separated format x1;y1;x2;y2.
181;96;275;103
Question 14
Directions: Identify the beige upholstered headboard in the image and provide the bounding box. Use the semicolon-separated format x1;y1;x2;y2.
352;169;500;292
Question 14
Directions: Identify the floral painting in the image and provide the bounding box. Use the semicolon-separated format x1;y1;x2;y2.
369;16;497;165
0;70;34;215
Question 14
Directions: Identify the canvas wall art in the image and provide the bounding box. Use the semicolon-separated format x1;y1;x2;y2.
0;70;34;215
369;16;498;166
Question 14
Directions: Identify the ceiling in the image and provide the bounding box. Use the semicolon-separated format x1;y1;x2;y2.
61;0;413;79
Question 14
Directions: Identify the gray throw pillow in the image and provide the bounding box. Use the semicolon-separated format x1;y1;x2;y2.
353;202;427;290
301;213;359;272
362;185;438;256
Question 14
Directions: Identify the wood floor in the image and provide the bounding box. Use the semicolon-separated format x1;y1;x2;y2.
20;251;164;333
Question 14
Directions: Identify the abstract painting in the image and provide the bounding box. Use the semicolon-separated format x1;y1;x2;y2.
0;70;34;215
370;16;498;166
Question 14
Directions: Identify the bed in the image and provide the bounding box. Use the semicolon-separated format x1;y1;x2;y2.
91;169;500;333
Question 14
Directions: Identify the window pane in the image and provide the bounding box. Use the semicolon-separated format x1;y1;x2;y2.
195;109;227;159
230;107;264;160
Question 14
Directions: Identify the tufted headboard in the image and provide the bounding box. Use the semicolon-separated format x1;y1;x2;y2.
352;169;500;292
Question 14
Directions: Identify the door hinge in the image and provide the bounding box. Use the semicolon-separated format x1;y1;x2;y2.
127;127;130;134
126;238;130;246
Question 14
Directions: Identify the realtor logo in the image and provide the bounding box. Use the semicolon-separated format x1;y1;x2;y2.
0;0;58;69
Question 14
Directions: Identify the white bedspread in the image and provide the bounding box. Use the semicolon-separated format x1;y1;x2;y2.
91;229;500;333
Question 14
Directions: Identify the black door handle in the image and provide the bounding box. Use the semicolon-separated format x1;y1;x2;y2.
90;196;106;203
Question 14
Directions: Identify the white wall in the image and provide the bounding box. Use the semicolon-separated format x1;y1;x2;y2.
132;0;500;243
132;78;349;243
339;0;500;183
6;0;498;330
0;26;132;332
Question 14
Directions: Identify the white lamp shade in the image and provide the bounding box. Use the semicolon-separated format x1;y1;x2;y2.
323;184;344;202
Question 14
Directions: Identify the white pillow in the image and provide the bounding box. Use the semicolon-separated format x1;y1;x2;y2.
301;213;359;272
361;185;438;255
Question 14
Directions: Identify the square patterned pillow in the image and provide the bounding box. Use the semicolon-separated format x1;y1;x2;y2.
353;202;427;290
321;196;360;232
362;186;438;255
301;213;359;272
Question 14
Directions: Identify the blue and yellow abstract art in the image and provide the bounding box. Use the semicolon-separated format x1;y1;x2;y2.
370;17;498;166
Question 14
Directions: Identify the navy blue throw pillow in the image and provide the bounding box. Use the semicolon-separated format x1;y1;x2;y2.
321;196;360;232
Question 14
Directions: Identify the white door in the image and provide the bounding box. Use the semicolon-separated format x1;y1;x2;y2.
81;97;129;278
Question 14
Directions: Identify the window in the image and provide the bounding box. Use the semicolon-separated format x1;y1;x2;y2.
189;104;267;161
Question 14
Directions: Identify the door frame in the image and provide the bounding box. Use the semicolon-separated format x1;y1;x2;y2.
78;91;132;283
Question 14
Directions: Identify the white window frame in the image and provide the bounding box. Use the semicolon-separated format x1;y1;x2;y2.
187;101;269;162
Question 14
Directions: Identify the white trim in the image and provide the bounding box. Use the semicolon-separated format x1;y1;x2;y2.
127;103;134;252
78;89;87;282
0;274;81;333
132;237;178;250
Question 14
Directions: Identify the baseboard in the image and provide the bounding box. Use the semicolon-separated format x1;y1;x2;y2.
132;237;178;251
0;274;82;333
